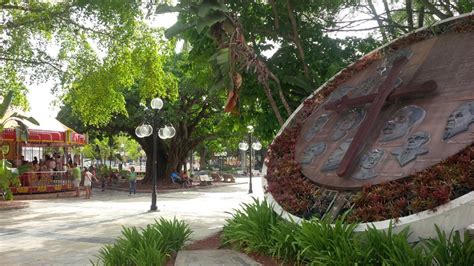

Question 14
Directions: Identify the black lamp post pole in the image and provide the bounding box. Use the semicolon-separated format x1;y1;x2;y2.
150;118;158;212
248;132;253;194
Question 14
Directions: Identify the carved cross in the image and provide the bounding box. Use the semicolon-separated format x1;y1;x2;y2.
323;56;438;177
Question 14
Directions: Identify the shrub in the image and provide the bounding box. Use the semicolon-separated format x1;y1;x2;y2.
94;218;192;266
294;215;365;265
424;225;474;266
268;218;301;263
221;198;282;254
0;160;22;200
361;225;431;265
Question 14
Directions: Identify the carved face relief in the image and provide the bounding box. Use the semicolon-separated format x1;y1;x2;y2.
352;148;384;180
305;114;329;141
332;108;366;141
381;105;426;142
443;102;474;140
321;138;352;172
299;143;326;165
392;132;430;166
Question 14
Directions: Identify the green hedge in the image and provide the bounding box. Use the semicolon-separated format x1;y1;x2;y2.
222;198;474;265
93;218;192;266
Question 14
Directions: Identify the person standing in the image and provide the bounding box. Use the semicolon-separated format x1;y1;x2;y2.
71;163;82;197
84;168;97;199
129;167;137;195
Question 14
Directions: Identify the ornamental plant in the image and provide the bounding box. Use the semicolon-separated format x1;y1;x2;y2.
93;218;192;266
222;200;474;265
0;159;20;200
221;198;282;254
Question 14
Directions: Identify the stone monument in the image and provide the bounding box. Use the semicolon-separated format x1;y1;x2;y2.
264;14;474;240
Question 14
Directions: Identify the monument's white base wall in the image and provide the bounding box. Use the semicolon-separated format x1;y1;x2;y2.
262;175;474;242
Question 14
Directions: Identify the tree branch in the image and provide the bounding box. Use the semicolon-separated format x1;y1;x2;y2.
0;57;63;73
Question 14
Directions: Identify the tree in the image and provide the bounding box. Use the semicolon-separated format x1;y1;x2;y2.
58;43;235;183
321;1;473;42
1;0;143;106
157;1;379;140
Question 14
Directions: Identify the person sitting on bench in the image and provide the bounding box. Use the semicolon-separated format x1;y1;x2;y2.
171;171;185;186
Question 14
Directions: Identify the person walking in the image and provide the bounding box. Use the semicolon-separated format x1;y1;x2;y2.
84;168;98;199
71;163;82;197
129;167;137;195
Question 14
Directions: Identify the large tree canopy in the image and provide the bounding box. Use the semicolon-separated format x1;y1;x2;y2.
1;0;142;108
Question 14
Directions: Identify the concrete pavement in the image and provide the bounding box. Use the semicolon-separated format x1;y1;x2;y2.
0;177;264;265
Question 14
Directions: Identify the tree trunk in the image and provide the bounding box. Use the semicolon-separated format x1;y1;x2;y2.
382;0;397;39
199;148;207;170
262;80;285;125
367;0;388;43
406;0;414;31
286;0;311;81
418;4;425;28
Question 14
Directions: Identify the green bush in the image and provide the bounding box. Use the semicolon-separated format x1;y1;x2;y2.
0;160;22;200
361;225;431;265
221;201;474;265
269;218;300;263
94;218;192;266
222;198;282;254
424;225;474;266
295;215;366;265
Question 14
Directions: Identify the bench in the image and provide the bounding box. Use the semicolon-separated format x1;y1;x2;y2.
198;174;212;186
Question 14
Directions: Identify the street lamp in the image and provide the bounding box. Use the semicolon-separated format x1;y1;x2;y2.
239;125;262;194
135;97;176;212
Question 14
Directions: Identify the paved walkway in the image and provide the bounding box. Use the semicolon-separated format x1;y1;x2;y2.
0;177;263;265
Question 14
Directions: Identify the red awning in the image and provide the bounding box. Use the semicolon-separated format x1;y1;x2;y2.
0;128;87;146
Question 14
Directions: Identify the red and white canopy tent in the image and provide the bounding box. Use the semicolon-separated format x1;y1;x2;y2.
1;112;87;194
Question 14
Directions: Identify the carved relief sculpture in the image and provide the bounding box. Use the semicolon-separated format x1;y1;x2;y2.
381;105;426;142
299;143;326;165
443;101;474;140
321;138;352;171
352;148;384;180
332;108;366;141
305;114;329;141
392;132;430;166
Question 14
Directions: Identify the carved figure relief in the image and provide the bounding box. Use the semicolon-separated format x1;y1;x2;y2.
352;148;384;180
392;132;430;166
321;138;352;172
332;108;366;141
305;114;330;141
299;143;326;165
442;102;474;140
380;105;426;142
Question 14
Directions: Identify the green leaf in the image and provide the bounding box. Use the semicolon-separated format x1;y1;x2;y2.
0;91;13;118
154;4;183;14
196;12;226;33
197;2;228;18
165;21;194;39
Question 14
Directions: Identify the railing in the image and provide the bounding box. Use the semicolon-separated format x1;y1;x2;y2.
11;170;74;194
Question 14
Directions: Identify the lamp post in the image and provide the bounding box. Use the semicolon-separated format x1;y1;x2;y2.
135;97;176;212
239;125;262;194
